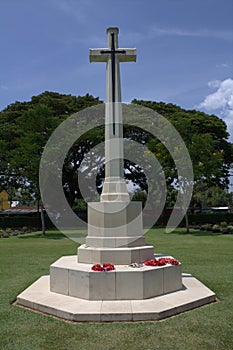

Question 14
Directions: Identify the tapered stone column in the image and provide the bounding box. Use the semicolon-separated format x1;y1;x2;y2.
90;27;135;202
77;27;154;261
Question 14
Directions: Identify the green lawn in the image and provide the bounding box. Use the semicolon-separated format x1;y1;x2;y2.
0;228;232;350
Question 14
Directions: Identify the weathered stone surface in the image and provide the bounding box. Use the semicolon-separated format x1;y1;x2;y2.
16;274;216;322
87;201;144;248
77;244;154;265
50;255;182;300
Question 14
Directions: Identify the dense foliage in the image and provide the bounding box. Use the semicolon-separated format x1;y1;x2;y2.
0;92;232;216
0;91;102;207
132;99;233;211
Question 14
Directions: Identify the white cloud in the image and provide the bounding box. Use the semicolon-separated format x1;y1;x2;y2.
207;80;221;89
199;78;233;110
198;78;233;141
216;63;230;69
123;26;233;46
150;26;233;41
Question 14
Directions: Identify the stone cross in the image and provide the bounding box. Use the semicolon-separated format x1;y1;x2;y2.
90;27;136;202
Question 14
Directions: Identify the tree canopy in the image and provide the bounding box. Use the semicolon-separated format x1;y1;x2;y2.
0;92;232;214
0;91;102;206
132;99;233;189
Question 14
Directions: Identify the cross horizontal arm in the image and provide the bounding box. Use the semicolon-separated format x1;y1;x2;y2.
90;49;109;62
119;50;136;62
90;48;136;62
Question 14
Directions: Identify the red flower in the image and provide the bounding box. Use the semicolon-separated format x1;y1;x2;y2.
144;257;179;267
157;258;166;266
91;263;115;272
103;263;115;271
170;258;179;265
144;259;158;266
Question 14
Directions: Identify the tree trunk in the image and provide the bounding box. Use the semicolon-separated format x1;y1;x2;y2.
185;212;189;233
40;201;46;235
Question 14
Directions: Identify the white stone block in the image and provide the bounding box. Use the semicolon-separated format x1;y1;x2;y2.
163;264;182;294
139;245;154;263
77;245;93;263
86;236;116;248
77;245;154;265
50;266;68;295
131;298;173;321
130;249;140;262
115;236;145;248
91;248;101;263
89;271;116;300
100;300;133;321
100;249;132;265
143;268;164;298
116;270;143;299
86;236;146;248
69;269;90;299
86;201;145;248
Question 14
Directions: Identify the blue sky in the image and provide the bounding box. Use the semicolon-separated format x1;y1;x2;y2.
1;0;233;138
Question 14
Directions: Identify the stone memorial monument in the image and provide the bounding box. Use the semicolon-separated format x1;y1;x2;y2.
78;27;154;265
16;27;216;322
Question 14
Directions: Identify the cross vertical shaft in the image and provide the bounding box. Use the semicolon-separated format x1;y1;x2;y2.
90;27;136;201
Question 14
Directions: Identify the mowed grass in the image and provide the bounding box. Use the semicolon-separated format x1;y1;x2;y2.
0;228;232;350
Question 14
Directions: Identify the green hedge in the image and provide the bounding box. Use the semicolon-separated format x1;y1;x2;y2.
187;213;233;225
0;216;54;229
1;212;233;229
151;213;233;227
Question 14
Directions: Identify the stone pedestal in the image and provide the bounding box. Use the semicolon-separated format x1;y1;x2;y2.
15;179;216;322
16;273;216;322
50;255;182;300
87;201;144;246
48;197;181;302
77;200;154;264
77;245;154;265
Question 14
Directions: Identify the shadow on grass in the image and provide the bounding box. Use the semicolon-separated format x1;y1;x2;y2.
18;232;65;240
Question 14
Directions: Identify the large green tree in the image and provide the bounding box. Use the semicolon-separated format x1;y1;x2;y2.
132;100;233;231
1;93;232;232
132;99;233;190
0;91;102;232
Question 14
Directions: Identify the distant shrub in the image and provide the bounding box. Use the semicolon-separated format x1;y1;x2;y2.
11;230;19;236
201;224;212;231
220;221;227;228
221;227;229;234
212;224;221;233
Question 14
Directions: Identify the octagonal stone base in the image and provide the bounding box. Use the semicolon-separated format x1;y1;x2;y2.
16;274;216;322
50;255;182;300
77;244;154;265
